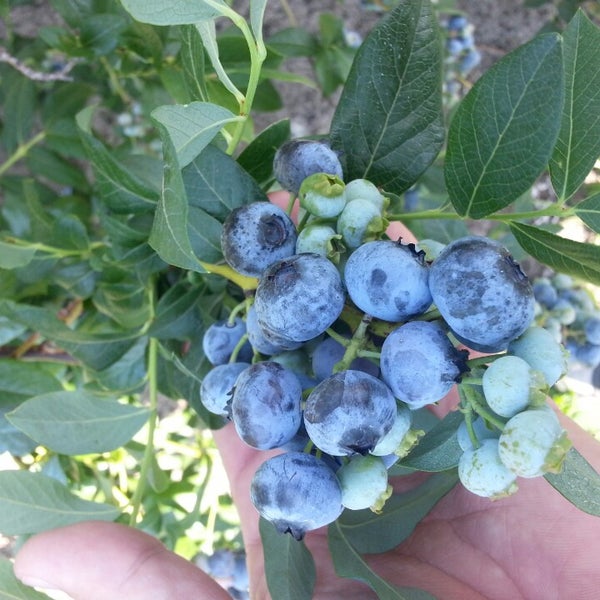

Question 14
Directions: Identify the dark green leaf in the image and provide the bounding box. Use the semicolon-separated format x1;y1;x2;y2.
575;193;600;233
0;471;120;535
51;215;89;250
77;107;159;214
549;10;600;201
267;27;318;57
236;119;291;188
0;300;139;371
80;13;128;56
510;221;600;285
0;240;37;269
149;284;203;340
183;144;269;220
259;518;316;600
148;126;204;272
0;558;53;599
180;25;209;102
399;410;463;471
544;447;600;516
187;205;223;263
337;469;458;554
53;260;98;298
42;82;94;125
445;34;564;218
25;146;89;190
0;73;36;153
7;391;149;455
328;522;436;599
93;277;151;329
330;0;444;195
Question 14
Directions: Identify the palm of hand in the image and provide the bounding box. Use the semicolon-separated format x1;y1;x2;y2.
215;416;600;600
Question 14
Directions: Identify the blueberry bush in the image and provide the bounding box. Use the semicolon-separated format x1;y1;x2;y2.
1;1;600;598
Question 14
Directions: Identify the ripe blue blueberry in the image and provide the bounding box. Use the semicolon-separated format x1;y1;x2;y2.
533;278;558;309
199;362;250;417
221;202;297;278
344;240;432;322
250;451;343;539
310;335;379;381
230;362;302;450
584;315;600;345
429;236;535;352
380;321;469;409
273;139;343;195
254;253;345;343
304;369;397;456
202;317;253;365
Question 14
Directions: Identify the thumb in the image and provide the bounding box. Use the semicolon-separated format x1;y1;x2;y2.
14;521;231;600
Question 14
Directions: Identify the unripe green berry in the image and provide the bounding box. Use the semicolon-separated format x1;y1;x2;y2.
299;173;346;218
337;454;391;512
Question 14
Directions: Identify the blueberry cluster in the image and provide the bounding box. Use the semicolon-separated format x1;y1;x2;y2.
196;548;249;599
198;139;571;538
532;273;600;375
458;326;570;499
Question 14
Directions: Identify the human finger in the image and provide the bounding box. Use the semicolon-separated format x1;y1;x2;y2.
14;521;230;600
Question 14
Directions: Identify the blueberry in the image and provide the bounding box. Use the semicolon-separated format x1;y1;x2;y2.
250;451;343;540
230;362;302;450
498;408;571;478
254;253;345;343
458;439;518;499
221;202;297;278
344;240;432;322
199;362;250;417
310;335;379;381
403;187;420;211
380;321;469;409
482;355;545;418
447;15;468;30
428;236;535;352
507;326;568;386
551;298;576;325
446;38;465;56
336;454;391;511
245;305;301;355
459;49;481;75
533;278;558;309
573;341;600;367
202;317;253;365
303;369;397;456
299;173;346;218
273;139;343;195
337;199;386;250
344;179;388;211
371;404;420;457
295;223;343;263
584;315;600;345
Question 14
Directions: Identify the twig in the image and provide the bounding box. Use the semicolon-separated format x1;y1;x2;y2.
0;46;80;82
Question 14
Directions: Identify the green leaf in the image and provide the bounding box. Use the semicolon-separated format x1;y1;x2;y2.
328;522;436;599
259;518;316;600
183;144;269;220
329;0;444;195
148;126;203;272
575;193;600;233
0;300;139;371
549;10;600;201
151;102;241;168
119;0;225;25
399;411;463;472
80;13;128;56
51;215;89;251
180;25;209;102
445;34;564;218
236;119;291;187
267;27;318;57
93;277;151;329
149;283;202;340
0;471;120;535
0;240;37;269
186;206;223;262
510;221;600;285
0;73;36;152
7;391;149;455
77;107;159;214
544;447;600;516
337;469;459;554
250;0;268;49
0;558;52;600
25;146;89;190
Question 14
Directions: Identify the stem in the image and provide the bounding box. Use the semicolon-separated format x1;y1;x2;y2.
333;314;372;372
461;382;506;431
279;0;298;26
0;131;46;177
129;336;159;525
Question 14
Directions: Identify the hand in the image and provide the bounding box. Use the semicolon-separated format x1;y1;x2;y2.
14;396;600;600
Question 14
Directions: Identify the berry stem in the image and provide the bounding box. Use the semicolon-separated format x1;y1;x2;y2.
333;314;372;372
0;130;46;177
460;382;506;431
